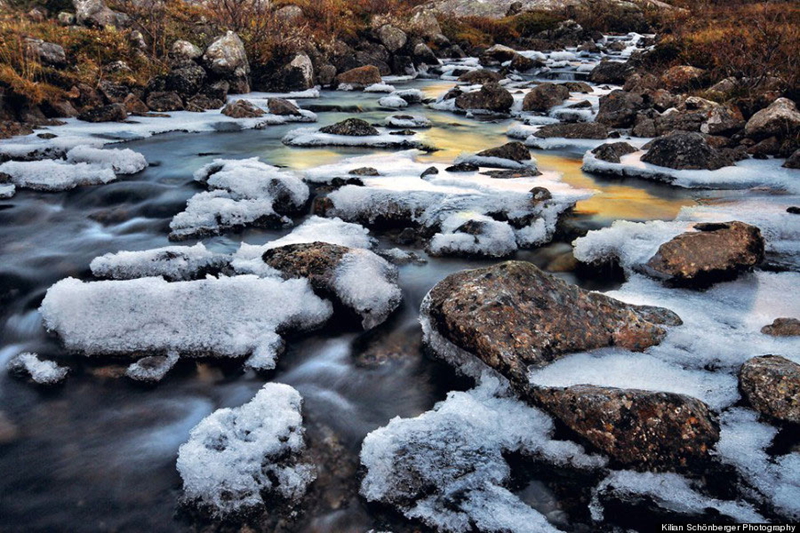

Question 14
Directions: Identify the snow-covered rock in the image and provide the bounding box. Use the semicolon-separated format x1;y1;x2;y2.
125;352;179;383
90;243;226;281
0;159;116;191
65;145;148;174
282;127;426;149
7;352;68;385
177;383;315;516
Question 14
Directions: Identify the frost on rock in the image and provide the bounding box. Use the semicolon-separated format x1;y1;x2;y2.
7;352;68;385
364;82;396;93
589;471;765;524
360;376;605;533
282;127;426;149
66;145;148;174
170;158;309;240
231;216;374;277
177;383;315;517
0;159;116;191
311;151;590;254
331;249;403;329
90;243;226;281
39;275;332;370
718;408;800;520
126;352;179;383
378;95;408;109
0;183;15;198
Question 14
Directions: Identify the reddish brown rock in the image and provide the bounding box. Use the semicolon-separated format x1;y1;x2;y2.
739;355;800;424
761;318;800;337
336;65;382;88
220;99;265;118
642;221;764;288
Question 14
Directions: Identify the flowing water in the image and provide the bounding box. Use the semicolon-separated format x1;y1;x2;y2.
0;78;703;532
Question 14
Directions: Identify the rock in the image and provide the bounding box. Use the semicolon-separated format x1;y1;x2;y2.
317;64;337;87
97;80;129;104
319;118;378;136
529;385;719;470
589;59;633;85
529;187;552;203
275;4;303;22
784;149;800;169
25;38;66;67
267;98;301;116
123;94;149;115
409;8;442;38
349;167;380;177
203;31;250;80
455;82;513;113
424;261;681;387
281;53;315;91
262;242;401;329
220;99;265;118
412;43;438;66
445;162;479;172
476;141;531;162
169;39;203;63
641;132;733;171
660;65;706;91
457;69;502;84
748;136;781;158
642;221;764;288
57;11;75;25
509;54;539;72
739;355;800;424
128;30;146;50
336;65;382;88
145;91;184;112
73;0;126;27
534;122;608;139
77;103;127;122
591;142;638;163
479;44;518;66
482;168;542;179
522;82;570;112
201;80;229;102
744;98;800;140
562;81;592;93
165;63;206;96
701;104;745;136
376;24;407;53
421;166;439;178
185;94;223;112
596;90;645;128
761;318;800;337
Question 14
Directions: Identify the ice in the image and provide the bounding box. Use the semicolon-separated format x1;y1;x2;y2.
589;471;764;523
0;159;116;191
364;82;396;93
171;158;309;240
231;216;374;276
331;249;402;329
7;352;68;385
65;145;148;174
39;275;332;369
429;213;518;258
378;95;408;109
177;383;315;517
583;151;800;192
126;352;179;383
454;153;537;170
384;114;431;128
718;408;800;519
0;183;14;198
282;127;425;149
360;375;605;533
90;243;226;281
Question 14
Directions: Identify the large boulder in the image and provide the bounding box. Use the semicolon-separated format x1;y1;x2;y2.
744;98;800;141
145;91;184;112
281;53;315;91
203;31;250;80
336;65;382;88
589;59;633;85
423;261;681;387
77;103;127;122
596;90;646;128
376;24;407;53
660;65;706;91
522;82;570;112
739;355;800;424
319;118;378;136
73;0;127;27
534;122;608;139
408;8;442;38
641;132;733;170
455;82;513;113
412;43;438;66
169;40;202;63
642;221;764;288
529;385;720;470
262;242;402;329
165;63;206;96
479;44;517;66
25;38;66;67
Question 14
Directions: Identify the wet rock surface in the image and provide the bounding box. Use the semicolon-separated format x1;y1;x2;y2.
642;221;765;288
319;118;379;136
425;261;681;387
739;355;800;424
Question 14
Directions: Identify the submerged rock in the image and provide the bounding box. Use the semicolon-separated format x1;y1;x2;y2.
591;141;637;163
641;132;733;171
642;221;764;288
739;355;800;424
262;242;402;329
424;261;681;387
522;82;570;112
455;82;513;113
761;318;800;337
529;385;720;470
319;118;378;136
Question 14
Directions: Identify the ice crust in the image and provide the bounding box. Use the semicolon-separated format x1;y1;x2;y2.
0;159;116;191
177;383;314;516
282;127;425;149
331;249;402;329
66;145;148;174
7;352;68;385
126;352;179;383
0;183;14;198
90;243;225;281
